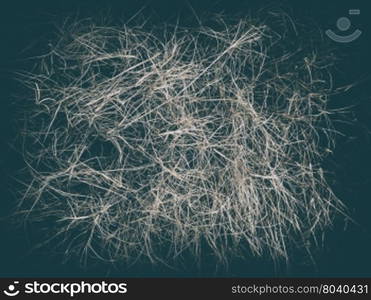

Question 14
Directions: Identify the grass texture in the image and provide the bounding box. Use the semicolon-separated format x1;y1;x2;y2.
17;15;345;266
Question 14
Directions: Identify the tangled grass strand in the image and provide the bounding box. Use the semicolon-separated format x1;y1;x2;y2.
17;15;345;266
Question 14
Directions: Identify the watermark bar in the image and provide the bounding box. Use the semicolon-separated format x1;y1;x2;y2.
349;9;361;15
0;278;369;298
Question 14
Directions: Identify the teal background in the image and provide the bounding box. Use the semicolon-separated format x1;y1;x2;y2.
0;0;370;277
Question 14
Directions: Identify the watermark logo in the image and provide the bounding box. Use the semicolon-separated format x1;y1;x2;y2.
3;281;20;297
326;9;361;43
2;280;128;297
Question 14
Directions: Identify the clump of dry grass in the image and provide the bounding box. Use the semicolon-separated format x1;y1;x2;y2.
17;14;345;266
